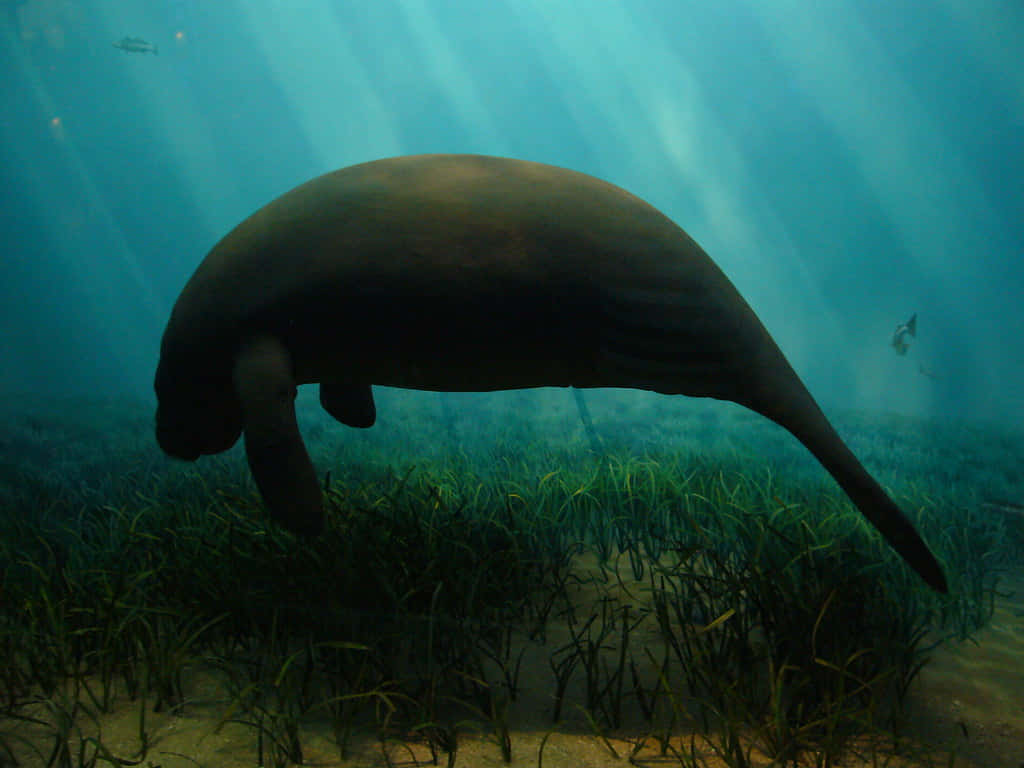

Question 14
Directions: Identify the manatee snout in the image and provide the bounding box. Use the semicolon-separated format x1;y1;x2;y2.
154;360;243;460
155;404;242;460
155;410;202;461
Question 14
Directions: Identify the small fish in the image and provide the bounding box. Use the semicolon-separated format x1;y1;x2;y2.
891;313;916;356
113;36;158;55
917;362;939;380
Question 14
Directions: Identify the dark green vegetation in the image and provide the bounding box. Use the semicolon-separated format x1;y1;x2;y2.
0;389;1020;767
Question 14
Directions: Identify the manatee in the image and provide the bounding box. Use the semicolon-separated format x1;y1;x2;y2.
154;154;947;592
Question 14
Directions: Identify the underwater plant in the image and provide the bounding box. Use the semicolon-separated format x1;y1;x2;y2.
0;396;1013;766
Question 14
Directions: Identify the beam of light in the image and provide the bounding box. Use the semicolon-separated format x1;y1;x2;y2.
939;0;1024;122
395;0;507;154
13;0;77;50
512;0;839;373
509;0;660;185
746;0;1012;418
235;0;401;173
92;0;244;245
0;12;165;328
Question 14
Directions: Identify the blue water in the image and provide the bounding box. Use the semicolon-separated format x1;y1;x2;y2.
1;0;1022;427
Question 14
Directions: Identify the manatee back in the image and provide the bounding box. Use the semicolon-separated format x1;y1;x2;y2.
163;154;753;390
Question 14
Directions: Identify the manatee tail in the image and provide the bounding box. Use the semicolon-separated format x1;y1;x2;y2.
748;362;947;593
232;335;324;536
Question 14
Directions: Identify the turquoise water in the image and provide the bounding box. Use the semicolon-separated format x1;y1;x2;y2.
2;3;1022;765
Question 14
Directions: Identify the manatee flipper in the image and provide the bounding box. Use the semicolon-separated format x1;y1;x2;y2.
320;380;376;428
232;336;323;535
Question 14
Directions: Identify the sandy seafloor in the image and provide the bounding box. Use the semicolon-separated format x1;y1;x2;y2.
9;566;1023;768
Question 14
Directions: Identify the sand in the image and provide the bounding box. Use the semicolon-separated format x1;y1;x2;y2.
5;569;1022;768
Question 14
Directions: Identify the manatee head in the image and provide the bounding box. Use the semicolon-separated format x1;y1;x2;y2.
154;344;243;461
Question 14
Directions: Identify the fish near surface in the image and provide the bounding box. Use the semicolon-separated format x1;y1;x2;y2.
154;154;947;592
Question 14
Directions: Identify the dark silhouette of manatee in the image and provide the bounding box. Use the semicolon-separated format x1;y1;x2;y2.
154;154;947;592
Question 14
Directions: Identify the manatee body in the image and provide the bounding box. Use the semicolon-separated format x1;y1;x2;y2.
155;154;947;592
